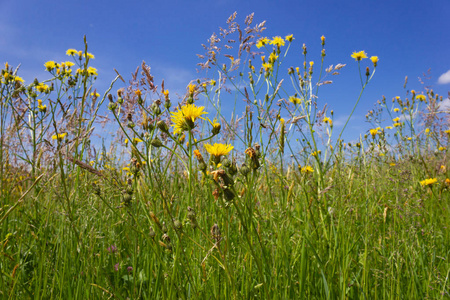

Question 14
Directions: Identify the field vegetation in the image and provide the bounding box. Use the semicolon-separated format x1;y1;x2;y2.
1;13;449;299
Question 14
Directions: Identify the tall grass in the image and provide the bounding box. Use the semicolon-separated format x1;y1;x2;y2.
1;13;449;299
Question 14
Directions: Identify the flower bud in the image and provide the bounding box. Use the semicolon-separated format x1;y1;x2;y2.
157;120;169;133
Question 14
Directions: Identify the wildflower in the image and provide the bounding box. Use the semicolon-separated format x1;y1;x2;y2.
301;166;314;173
204;143;233;158
188;83;196;95
416;94;426;101
256;37;270;48
13;76;24;83
393;122;402;127
309;61;314;67
87;67;98;76
289;96;301;105
425;128;430;134
389;163;396;166
35;83;49;93
351;50;368;61
37;99;47;113
83;52;95;59
132;137;143;144
323;117;332;126
285;34;294;42
65;61;75;68
44;61;57;71
321;35;325;45
393;117;400;122
369;128;379;137
91;92;100;98
268;52;278;63
66;49;78;56
445;178;450;186
163;89;169;97
171;103;207;134
438;146;446;151
262;63;272;72
385;126;393;129
210;79;216;86
394;108;400;112
52;133;67;140
270;36;285;47
370;56;379;67
445;129;450;135
419;178;437;186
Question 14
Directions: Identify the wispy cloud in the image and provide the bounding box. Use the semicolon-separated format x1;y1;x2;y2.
438;97;450;112
438;70;450;85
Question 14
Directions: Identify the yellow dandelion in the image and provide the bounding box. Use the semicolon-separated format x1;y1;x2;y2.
83;52;95;59
301;166;314;173
289;96;301;105
66;49;78;56
13;76;24;83
87;67;98;76
419;178;437;186
256;37;270;48
262;63;272;72
394;108;400;112
351;50;368;61
52;132;67;140
44;61;56;71
270;36;285;47
188;83;196;94
285;34;294;42
393;117;400;122
369;128;379;137
171;103;207;134
204;143;233;158
323;117;332;126
370;56;379;66
416;94;426;101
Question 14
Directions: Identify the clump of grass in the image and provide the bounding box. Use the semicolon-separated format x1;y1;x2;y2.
0;13;449;299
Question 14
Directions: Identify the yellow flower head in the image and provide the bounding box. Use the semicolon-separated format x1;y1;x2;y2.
65;61;75;68
13;76;24;83
370;56;379;66
323;117;332;125
393;117;400;122
188;83;196;95
256;37;270;48
171;103;207;134
285;34;294;42
301;166;314;173
66;49;78;56
394;108;400;112
289;96;301;105
204;143;233;158
270;36;285;47
320;35;325;45
87;67;98;76
419;178;437;186
52;132;67;140
262;63;272;72
416;94;426;101
369;128;379;137
83;52;95;59
163;89;169;97
351;51;368;61
44;61;57;71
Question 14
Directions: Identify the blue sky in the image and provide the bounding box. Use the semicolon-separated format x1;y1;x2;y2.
1;0;449;143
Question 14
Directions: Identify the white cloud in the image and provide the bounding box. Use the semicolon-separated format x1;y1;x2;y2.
438;98;450;112
438;70;450;84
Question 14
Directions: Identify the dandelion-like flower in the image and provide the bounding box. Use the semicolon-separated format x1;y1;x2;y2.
270;36;285;47
256;37;270;48
419;178;437;186
370;56;379;67
171;103;207;134
351;51;368;61
204;143;233;158
66;49;78;56
44;61;57;71
52;133;67;140
285;34;294;42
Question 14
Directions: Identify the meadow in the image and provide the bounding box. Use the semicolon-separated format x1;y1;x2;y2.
1;13;449;299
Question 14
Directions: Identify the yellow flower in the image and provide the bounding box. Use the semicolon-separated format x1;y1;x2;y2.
13;76;24;83
389;163;396;166
171;103;207;134
285;34;294;42
268;52;278;63
132;138;143;143
87;67;98;76
309;61;314;67
370;56;379;66
91;92;100;97
393;117;400;122
321;35;325;44
256;37;270;48
135;89;142;97
204;143;234;158
438;146;446;151
210;79;216;86
369;128;379;137
44;61;56;71
416;94;426;101
385;126;393;129
351;51;368;61
393;122;401;127
65;61;75;68
163;89;169;97
262;63;272;72
323;117;332;126
35;83;49;93
52;133;67;140
445;129;450;135
66;49;78;56
425;128;430;133
188;83;196;95
289;96;301;105
83;52;95;59
419;178;437;186
394;108;400;112
301;166;314;173
270;36;285;47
